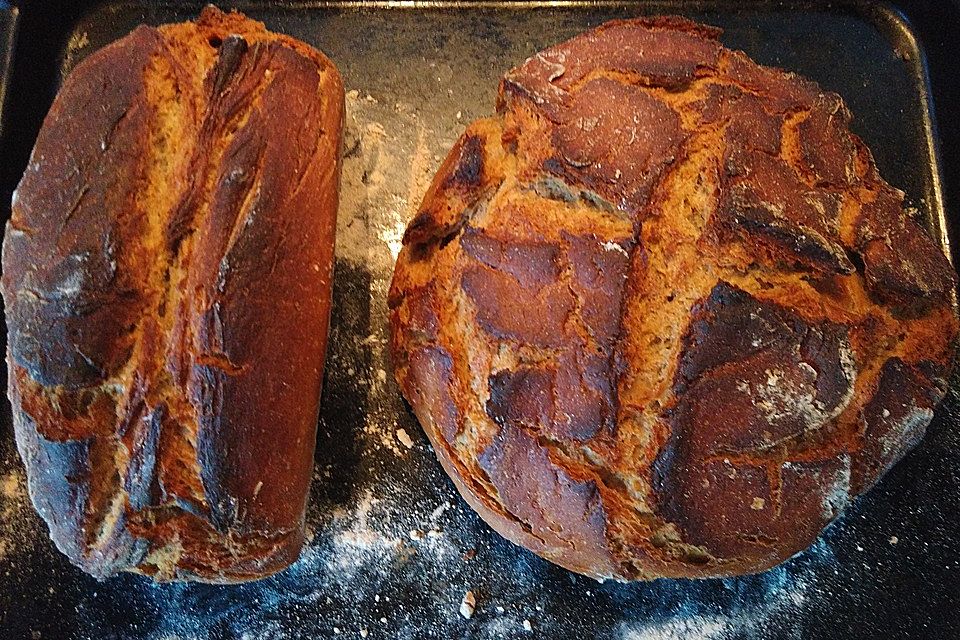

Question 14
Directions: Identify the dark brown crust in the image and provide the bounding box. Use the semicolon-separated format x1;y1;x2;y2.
850;357;945;493
389;17;958;580
2;8;344;582
3;25;162;388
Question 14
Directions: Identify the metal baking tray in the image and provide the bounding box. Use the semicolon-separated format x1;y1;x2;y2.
1;1;958;638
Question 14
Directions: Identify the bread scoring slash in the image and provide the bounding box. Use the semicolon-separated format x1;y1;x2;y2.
389;17;958;580
2;8;344;582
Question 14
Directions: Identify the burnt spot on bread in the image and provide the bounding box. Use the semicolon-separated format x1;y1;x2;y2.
122;402;163;512
488;367;554;433
675;283;855;426
460;227;561;290
655;452;850;565
390;284;442;355
553;350;617;440
678;350;852;457
445;134;485;189
655;459;777;560
721;50;822;114
565;233;632;351
799;323;856;411
208;35;250;97
700;84;783;159
677;283;802;386
2;26;163;388
15;368;118;441
403;131;496;250
851;357;945;493
718;149;853;274
713;90;784;164
703;81;861;276
670;284;855;462
9;371;149;578
778;456;850;536
657;282;860;563
464;231;628;439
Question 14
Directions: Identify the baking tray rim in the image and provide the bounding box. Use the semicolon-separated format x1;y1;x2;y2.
0;1;957;638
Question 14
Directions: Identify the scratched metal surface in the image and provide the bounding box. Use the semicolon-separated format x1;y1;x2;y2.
0;2;958;639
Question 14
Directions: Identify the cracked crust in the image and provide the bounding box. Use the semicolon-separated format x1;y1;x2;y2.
389;17;958;580
1;8;344;582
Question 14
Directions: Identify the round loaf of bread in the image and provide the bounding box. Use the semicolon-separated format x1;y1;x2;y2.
389;17;958;579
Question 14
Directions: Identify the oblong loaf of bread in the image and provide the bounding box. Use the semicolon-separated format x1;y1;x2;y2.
1;8;344;582
390;17;958;580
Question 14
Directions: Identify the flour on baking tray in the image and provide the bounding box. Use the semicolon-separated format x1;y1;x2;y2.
618;543;820;640
0;465;36;564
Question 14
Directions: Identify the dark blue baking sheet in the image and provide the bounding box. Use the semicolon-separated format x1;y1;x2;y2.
0;2;958;639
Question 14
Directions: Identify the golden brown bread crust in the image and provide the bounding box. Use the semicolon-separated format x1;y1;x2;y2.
1;8;344;582
389;16;959;580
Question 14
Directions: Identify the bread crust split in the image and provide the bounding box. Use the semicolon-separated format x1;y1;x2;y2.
389;16;958;580
2;7;344;582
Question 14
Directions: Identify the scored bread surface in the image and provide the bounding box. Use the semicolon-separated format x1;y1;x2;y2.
2;8;344;582
389;17;958;579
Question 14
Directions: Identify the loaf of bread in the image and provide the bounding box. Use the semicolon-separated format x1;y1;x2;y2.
389;17;958;579
2;8;343;582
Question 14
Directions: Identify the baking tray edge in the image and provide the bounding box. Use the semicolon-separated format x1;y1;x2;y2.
0;6;18;144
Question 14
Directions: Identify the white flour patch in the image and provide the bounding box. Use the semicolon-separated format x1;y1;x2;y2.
615;539;833;640
620;616;731;640
602;240;629;256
